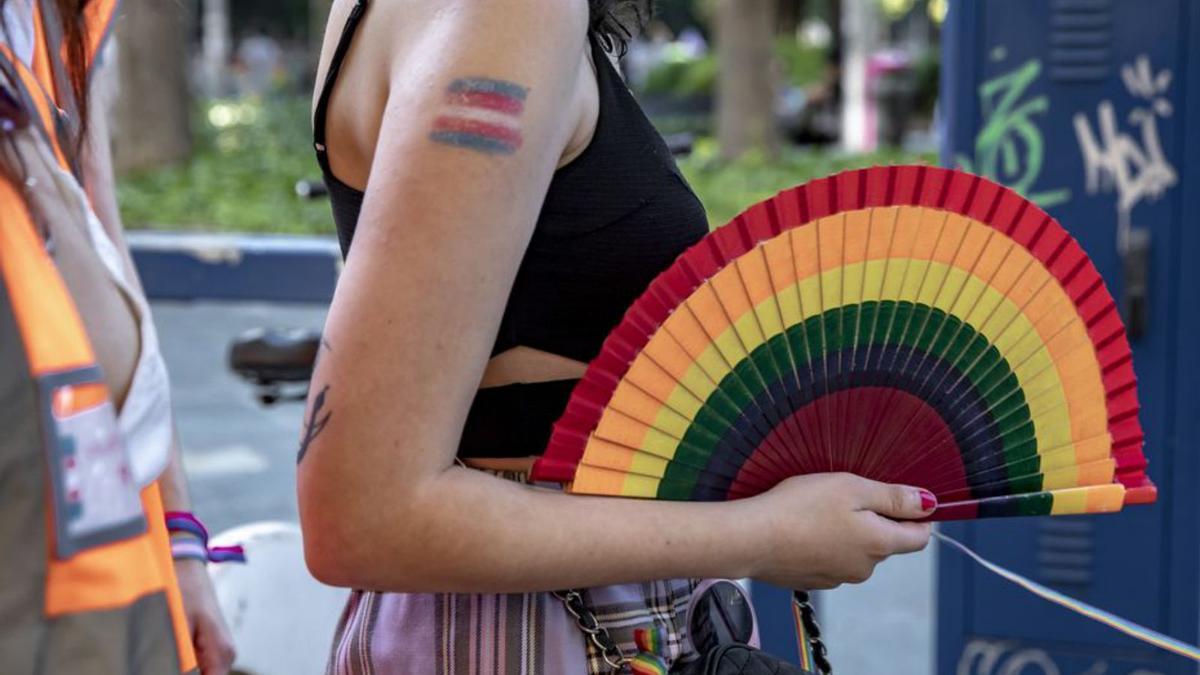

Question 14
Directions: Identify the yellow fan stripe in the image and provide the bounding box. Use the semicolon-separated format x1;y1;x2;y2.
571;464;660;497
1049;484;1126;515
1041;458;1116;491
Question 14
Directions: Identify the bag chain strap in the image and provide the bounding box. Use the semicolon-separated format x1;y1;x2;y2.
554;590;630;672
794;591;832;674
557;588;833;674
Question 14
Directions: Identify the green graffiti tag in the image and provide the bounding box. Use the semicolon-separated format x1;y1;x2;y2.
957;57;1070;208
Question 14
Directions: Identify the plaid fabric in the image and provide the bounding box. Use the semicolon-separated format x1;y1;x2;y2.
579;579;703;674
325;471;708;674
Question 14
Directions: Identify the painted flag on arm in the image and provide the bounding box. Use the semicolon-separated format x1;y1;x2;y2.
431;77;528;155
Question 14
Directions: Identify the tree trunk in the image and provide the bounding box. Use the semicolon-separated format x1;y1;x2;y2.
829;0;843;62
715;0;779;160
200;0;232;98
113;0;193;174
777;0;804;36
840;0;879;151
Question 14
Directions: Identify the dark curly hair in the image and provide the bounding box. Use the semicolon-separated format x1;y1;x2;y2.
589;0;653;53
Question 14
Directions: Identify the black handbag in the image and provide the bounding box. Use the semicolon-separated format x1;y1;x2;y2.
703;643;813;675
556;586;830;675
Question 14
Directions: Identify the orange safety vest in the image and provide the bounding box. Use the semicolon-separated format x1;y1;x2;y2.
0;1;197;672
15;0;118;173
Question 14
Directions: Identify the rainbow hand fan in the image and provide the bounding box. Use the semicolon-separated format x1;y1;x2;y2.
531;166;1157;521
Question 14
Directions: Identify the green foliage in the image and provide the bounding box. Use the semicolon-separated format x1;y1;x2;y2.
877;0;918;19
119;97;933;236
233;0;311;38
774;38;828;89
118;97;333;234
911;48;941;116
642;54;718;98
641;39;827;99
678;139;936;226
653;0;707;35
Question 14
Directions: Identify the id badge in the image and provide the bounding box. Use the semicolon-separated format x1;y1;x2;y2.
38;365;146;558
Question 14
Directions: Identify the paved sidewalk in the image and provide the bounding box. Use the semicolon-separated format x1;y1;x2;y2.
153;300;326;533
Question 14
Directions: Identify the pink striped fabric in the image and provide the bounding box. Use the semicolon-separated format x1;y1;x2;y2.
325;581;705;675
323;473;729;674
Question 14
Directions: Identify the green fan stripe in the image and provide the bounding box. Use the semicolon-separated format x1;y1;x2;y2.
659;301;1035;497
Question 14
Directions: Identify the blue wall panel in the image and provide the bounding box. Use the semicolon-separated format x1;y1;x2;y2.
939;0;1198;672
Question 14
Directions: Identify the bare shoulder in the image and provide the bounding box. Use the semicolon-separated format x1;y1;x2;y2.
381;0;590;73
313;0;594;187
316;0;589;79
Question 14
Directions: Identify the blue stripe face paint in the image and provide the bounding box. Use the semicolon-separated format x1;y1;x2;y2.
429;131;519;155
447;77;529;101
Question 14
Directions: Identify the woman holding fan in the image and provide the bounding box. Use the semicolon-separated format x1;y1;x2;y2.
301;0;934;672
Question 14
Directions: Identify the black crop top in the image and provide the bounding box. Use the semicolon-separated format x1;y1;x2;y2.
314;0;709;458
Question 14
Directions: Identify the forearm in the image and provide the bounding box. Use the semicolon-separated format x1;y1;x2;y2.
82;51;150;297
157;428;193;512
300;461;764;593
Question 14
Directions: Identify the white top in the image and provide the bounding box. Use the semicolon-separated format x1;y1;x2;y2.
72;170;175;488
3;7;174;487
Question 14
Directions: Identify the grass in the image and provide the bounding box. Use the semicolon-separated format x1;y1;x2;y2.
118;97;934;235
679;139;935;226
118;97;333;234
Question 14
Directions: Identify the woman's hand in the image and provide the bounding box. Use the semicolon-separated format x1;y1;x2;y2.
174;559;236;675
746;473;935;590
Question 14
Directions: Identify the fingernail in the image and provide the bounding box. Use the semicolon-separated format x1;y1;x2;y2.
919;489;937;512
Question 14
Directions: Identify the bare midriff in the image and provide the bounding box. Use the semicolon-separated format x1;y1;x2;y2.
463;456;538;473
478;346;587;388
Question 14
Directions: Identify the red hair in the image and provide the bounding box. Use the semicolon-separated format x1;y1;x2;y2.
0;0;92;150
56;0;92;151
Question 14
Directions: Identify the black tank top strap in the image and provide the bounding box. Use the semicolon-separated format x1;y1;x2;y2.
313;0;370;175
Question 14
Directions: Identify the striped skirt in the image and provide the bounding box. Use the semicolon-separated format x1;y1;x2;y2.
325;470;728;673
325;579;705;674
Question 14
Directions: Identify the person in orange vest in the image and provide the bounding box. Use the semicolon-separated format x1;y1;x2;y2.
0;1;235;673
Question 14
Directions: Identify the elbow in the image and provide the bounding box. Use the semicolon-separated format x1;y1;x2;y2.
303;515;436;591
297;461;376;588
303;532;357;589
298;485;365;587
299;501;363;587
297;465;432;590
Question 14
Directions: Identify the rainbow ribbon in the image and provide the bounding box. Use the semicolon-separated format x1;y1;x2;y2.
629;653;668;675
790;595;815;671
630;627;668;675
936;532;1200;662
165;511;247;564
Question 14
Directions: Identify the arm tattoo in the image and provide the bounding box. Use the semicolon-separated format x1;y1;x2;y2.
429;77;529;155
297;385;331;464
298;339;334;464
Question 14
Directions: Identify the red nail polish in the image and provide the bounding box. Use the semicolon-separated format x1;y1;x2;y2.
920;489;937;511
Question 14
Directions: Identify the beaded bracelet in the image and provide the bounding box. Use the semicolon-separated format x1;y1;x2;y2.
165;511;246;564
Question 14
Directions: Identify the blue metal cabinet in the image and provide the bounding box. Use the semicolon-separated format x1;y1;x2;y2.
939;0;1199;673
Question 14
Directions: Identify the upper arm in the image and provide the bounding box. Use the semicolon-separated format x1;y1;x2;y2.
298;0;589;500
